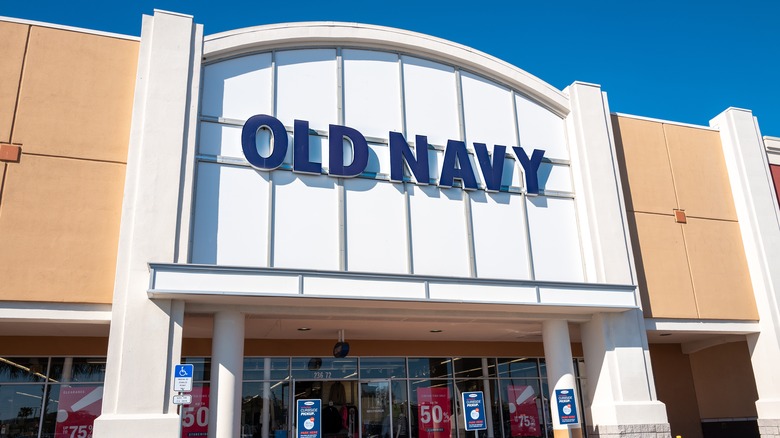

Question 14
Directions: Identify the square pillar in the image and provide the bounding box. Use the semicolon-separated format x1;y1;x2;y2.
92;10;203;438
711;108;780;436
580;310;670;438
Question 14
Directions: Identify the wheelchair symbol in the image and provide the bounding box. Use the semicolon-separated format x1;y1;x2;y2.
179;367;188;377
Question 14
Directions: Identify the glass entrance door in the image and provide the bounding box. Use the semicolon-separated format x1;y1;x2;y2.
360;381;389;438
293;380;359;438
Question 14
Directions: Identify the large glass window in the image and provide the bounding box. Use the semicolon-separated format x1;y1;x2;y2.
183;356;586;438
0;356;106;438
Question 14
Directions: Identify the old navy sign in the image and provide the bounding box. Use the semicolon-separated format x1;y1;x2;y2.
242;114;546;194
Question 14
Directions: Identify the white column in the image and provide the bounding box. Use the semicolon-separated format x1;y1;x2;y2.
209;311;245;438
564;81;635;286
580;310;669;437
93;10;202;438
542;320;581;438
711;108;780;433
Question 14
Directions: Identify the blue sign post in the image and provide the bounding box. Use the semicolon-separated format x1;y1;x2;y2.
297;399;321;438
554;389;579;425
461;391;487;431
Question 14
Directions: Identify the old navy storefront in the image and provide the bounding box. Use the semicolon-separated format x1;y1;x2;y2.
91;11;670;438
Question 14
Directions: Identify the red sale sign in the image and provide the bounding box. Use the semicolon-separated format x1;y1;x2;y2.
181;386;210;437
417;387;452;438
55;386;103;438
507;386;540;437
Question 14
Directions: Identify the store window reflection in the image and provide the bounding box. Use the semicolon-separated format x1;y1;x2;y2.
179;355;585;438
0;356;106;438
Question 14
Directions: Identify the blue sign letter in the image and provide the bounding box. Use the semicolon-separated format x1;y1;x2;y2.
439;140;478;190
242;114;288;170
329;124;369;177
513;147;545;195
474;143;506;192
389;132;430;184
293;120;322;174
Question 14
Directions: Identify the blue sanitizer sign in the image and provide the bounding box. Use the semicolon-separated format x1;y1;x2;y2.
297;399;321;438
461;391;487;431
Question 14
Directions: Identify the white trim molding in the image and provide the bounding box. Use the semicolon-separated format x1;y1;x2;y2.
0;302;112;324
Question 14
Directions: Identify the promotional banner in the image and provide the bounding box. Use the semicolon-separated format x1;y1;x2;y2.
461;391;486;431
297;399;322;438
507;385;540;437
181;386;210;437
417;387;452;438
554;389;578;425
55;386;103;438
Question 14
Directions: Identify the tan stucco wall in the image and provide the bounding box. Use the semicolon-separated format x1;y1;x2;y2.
0;22;138;304
12;26;138;162
688;341;758;419
613;115;758;320
649;344;702;438
0;336;108;356
0;22;28;144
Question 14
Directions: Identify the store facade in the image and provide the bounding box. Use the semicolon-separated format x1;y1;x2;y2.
92;11;668;438
1;9;780;438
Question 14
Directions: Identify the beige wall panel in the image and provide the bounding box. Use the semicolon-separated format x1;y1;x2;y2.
629;212;698;318
689;341;758;419
0;22;28;144
649;344;702;438
0;155;125;303
12;27;138;162
612;116;677;214
0;336;108;356
683;218;758;320
183;339;574;358
665;124;738;221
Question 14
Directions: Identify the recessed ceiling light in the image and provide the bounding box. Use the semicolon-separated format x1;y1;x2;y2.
298;327;311;331
430;329;443;333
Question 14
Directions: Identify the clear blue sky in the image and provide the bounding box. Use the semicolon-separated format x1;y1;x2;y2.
3;1;779;135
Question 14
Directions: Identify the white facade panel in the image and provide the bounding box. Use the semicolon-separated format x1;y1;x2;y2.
539;287;636;307
154;270;300;295
199;121;243;158
201;53;272;121
526;196;584;282
191;162;270;266
303;277;425;299
301;134;328;173
343;49;402;138
502;157;523;189
469;191;531;280
276;49;338;131
538;163;574;193
427;148;444;185
366;142;390;176
460;72;516;149
516;94;569;160
427;282;537;303
402;56;460;146
408;185;471;277
344;179;408;274
272;172;340;270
